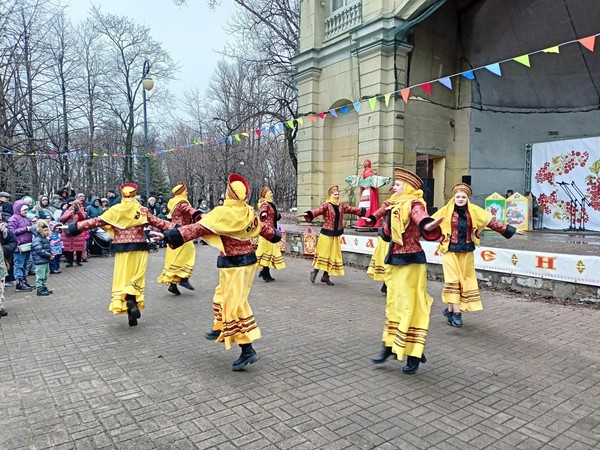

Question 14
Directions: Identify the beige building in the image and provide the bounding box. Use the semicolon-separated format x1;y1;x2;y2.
292;0;600;213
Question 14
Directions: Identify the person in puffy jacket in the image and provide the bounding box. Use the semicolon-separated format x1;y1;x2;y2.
60;199;87;267
31;219;54;296
7;200;35;292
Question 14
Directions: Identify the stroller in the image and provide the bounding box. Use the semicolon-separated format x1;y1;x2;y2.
89;227;113;257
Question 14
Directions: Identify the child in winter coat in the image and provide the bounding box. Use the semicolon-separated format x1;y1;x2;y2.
49;222;63;274
31;219;54;296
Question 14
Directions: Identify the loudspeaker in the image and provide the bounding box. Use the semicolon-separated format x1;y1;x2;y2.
421;177;434;207
462;175;472;185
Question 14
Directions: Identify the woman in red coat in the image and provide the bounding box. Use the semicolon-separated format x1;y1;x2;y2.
60;199;87;267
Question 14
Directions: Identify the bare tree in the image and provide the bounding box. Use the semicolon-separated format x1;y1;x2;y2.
90;6;178;181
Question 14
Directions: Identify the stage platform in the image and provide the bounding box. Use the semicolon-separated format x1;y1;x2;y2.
279;220;600;302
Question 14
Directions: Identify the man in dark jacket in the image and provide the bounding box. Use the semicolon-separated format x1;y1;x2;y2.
107;189;121;207
0;216;18;316
0;191;13;223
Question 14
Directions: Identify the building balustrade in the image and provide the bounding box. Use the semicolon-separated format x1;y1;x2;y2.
324;1;362;40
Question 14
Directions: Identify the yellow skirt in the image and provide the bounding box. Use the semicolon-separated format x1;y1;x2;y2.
210;265;261;350
312;234;344;276
367;236;388;281
441;251;483;312
383;264;432;360
157;241;196;285
109;251;148;315
256;236;286;270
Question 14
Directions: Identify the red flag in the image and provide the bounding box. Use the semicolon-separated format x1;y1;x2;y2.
579;36;596;52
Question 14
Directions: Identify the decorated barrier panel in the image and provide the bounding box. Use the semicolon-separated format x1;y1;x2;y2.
337;233;600;287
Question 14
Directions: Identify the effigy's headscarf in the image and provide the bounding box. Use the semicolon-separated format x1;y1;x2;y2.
432;183;491;252
198;174;261;254
389;168;426;245
100;184;148;236
326;185;340;206
167;182;189;219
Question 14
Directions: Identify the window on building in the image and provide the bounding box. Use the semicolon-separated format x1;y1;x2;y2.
332;0;352;11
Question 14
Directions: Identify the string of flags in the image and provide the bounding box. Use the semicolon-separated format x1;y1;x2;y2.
2;33;597;160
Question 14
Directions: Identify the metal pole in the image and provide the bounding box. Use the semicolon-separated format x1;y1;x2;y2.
143;89;150;201
143;61;150;202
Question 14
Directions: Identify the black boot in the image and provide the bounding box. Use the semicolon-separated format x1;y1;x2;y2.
168;283;181;296
263;268;275;282
321;273;334;286
402;354;427;375
179;278;194;290
258;266;268;281
371;345;393;364
43;286;53;295
126;295;141;326
310;269;318;284
37;287;50;296
204;329;221;340
232;343;260;371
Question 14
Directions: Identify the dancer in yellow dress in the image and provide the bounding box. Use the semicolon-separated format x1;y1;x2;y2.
256;186;285;282
432;183;523;327
157;182;202;295
65;184;174;326
367;168;442;374
154;174;280;371
302;185;366;286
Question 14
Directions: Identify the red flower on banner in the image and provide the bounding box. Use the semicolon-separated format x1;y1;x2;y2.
585;159;600;211
535;150;590;185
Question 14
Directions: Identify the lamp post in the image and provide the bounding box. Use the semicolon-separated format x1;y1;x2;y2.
142;60;154;202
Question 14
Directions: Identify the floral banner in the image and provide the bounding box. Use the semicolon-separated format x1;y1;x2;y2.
532;137;600;231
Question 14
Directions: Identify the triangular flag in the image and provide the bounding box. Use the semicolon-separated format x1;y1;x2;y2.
384;93;392;106
340;105;349;114
513;54;531;67
401;88;410;103
542;46;560;53
307;114;317;122
420;83;432;95
270;125;276;133
353;102;361;112
297;117;303;126
579;36;596;52
485;63;502;76
227;136;233;144
234;134;241;142
193;140;203;145
369;97;377;110
461;70;475;80
277;123;284;132
317;112;325;119
438;77;452;89
329;109;338;117
255;129;261;137
241;132;249;137
287;120;295;129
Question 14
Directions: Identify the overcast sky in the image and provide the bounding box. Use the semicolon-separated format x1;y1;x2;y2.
65;0;237;103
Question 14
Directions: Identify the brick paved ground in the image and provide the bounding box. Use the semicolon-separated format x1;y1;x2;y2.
1;246;599;449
